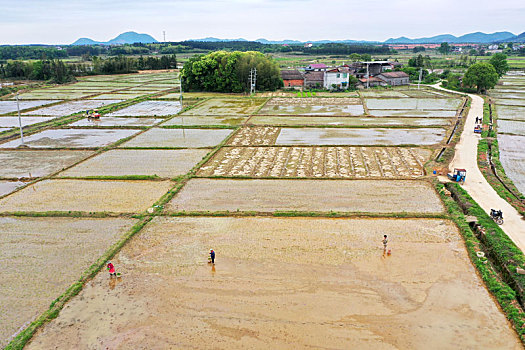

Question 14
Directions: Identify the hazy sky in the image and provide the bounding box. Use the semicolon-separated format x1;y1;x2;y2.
1;0;524;44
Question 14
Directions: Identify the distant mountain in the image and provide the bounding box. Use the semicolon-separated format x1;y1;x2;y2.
512;32;525;43
188;37;248;42
72;31;158;45
385;31;516;44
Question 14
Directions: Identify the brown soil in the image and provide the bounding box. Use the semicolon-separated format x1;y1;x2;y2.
26;217;522;349
165;178;444;214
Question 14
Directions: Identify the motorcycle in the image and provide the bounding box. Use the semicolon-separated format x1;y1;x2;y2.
490;209;504;225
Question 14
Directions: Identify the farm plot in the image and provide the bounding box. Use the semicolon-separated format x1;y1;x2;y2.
248;116;452;127
58;149;210;178
69;116;163;127
0;216;136;348
0;100;58;115
25;216;521;349
161;115;247;127
182;98;267;116
119;128;232;148
498;134;525;195
22;100;122;116
359;90;408;98
14;91;93;100
275;128;446;146
198;146;430;178
0;116;55;128
365;98;462;110
155;92;180;99
497;120;525;136
494;98;525;107
368;109;457;117
88;93;146;100
107;101;181;117
258;97;364;116
0;129;138;149
0;150;92;179
0;181;24;197
490;92;525;100
0;179;173;213
495;105;525;121
165;178;444;214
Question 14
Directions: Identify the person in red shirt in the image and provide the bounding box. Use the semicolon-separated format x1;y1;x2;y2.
107;261;116;277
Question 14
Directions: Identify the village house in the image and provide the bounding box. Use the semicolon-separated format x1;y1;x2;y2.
280;70;304;88
358;76;387;88
304;71;324;88
376;71;410;86
305;63;327;71
324;67;351;90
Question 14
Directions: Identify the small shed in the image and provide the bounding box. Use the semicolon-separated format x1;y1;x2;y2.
376;71;410;86
304;71;325;88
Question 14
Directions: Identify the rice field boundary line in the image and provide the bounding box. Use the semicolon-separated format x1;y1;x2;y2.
161;210;448;219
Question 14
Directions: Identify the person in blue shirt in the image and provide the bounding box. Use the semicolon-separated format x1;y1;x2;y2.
210;249;215;264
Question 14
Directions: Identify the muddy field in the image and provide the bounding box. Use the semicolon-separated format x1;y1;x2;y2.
22;100;122;116
365;98;462;110
166;178;444;214
248;116;452;127
69;116;164;127
107;101;182;116
119;128;232;148
0;217;136;347
0;180;24;197
0;116;55;128
198;146;429;178
0;150;92;178
155;92;180;99
275;127;446;146
0;179;173;213
26;216;521;349
497;119;525;136
227;126;446;146
0;129;138;149
258;97;365;116
161;115;248;126
368;109;457;117
182;98;267;116
495;98;525;107
498;134;525;194
0;100;58;115
495;105;525;121
58;149;210;178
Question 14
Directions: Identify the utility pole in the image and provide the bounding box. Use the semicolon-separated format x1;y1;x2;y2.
249;68;257;95
163;31;166;43
418;67;422;90
16;92;25;146
366;63;369;89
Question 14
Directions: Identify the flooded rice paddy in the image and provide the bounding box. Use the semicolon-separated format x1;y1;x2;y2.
107;101;182;116
69;116;163;127
161;115;248;126
182;98;267;116
365;98;462;110
59;149;210;178
0;150;92;178
0;128;138;149
248;115;452;127
22;100;122;116
498;134;525;194
119;128;232;148
0;100;58;115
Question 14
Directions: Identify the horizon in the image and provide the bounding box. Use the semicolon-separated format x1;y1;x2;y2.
1;0;524;45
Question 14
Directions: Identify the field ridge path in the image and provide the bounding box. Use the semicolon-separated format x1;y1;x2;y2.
433;83;525;252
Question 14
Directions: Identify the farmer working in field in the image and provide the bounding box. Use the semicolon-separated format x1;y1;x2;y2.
382;235;388;251
107;261;116;277
209;249;215;264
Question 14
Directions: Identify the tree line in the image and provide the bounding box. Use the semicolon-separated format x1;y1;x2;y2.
181;51;282;93
0;54;177;83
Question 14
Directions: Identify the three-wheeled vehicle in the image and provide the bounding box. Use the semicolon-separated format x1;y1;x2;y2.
474;125;482;134
447;168;466;184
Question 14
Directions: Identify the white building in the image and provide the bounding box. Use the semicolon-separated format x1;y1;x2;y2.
324;67;351;90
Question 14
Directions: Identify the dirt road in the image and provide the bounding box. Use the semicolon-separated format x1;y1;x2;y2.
434;84;525;252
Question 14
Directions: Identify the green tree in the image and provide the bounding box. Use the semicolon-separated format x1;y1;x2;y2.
438;42;451;55
488;53;509;77
463;62;499;93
